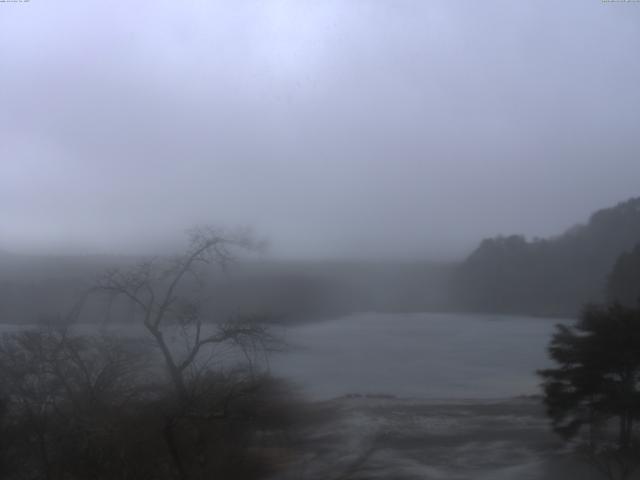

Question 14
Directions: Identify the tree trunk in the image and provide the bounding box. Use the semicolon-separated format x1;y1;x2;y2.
147;327;189;402
164;420;188;480
619;411;632;450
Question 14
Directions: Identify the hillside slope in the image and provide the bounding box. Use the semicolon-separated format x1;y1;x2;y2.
451;197;640;316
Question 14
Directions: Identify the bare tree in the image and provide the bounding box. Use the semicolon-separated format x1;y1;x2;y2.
93;226;274;400
89;227;290;480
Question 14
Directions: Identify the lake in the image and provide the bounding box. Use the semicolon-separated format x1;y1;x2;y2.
270;312;570;400
0;312;568;402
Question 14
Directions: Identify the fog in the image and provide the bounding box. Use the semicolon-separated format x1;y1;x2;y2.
2;1;640;259
3;3;640;478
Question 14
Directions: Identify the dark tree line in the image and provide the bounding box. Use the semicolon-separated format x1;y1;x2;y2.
453;197;640;316
0;255;455;326
607;243;640;308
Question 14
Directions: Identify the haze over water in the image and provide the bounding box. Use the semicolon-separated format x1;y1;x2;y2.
271;312;567;400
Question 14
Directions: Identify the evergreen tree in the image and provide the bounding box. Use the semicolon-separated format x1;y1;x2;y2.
539;303;640;478
607;244;640;308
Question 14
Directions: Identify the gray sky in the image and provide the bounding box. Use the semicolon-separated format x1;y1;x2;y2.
1;1;639;259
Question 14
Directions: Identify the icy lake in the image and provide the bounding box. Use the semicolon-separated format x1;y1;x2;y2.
270;312;571;400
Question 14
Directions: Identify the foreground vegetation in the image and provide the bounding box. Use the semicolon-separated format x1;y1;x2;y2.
538;241;640;480
0;228;313;480
0;327;307;480
540;303;640;479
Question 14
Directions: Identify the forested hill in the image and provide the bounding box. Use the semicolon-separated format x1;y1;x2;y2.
451;197;640;317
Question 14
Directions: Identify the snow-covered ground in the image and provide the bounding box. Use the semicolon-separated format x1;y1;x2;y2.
277;395;604;480
265;313;605;478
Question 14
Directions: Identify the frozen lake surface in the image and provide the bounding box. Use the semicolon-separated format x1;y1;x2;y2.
271;312;569;400
1;311;568;402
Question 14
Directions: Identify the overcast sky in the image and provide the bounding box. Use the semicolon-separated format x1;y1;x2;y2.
1;1;639;259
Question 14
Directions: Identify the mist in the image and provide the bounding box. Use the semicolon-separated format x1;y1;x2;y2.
2;2;640;480
2;1;640;259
